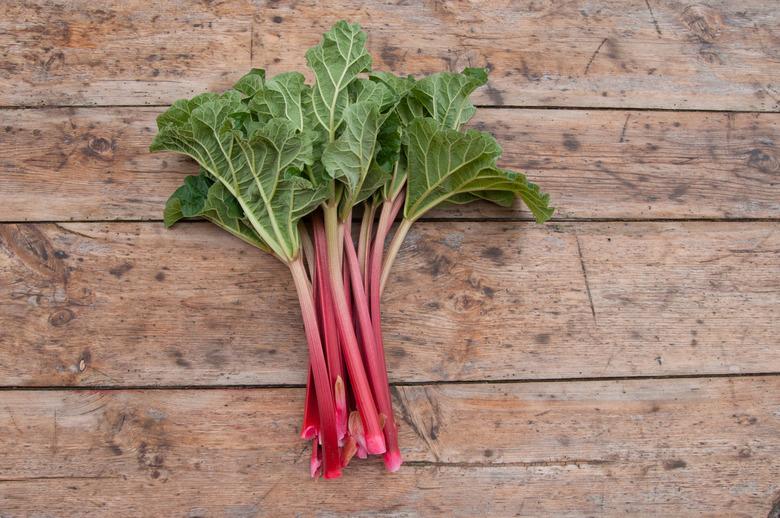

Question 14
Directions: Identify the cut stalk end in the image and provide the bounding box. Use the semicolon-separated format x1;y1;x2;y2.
364;432;387;455
383;448;403;472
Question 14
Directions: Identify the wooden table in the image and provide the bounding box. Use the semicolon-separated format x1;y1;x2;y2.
1;1;779;516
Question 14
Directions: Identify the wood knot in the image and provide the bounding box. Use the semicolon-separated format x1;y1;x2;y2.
681;4;724;44
746;148;779;175
89;137;112;153
48;308;74;327
83;135;116;161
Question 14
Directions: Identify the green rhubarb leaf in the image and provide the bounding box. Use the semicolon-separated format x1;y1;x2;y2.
306;20;372;140
353;163;390;208
423;168;555;222
248;72;309;132
151;94;326;261
232;68;266;98
472;190;516;207
163;172;211;226
370;72;422;126
366;72;420;200
454;167;554;222
349;79;396;111
411;67;487;130
375;110;402;173
369;72;415;98
403;117;502;221
321;101;388;219
233;119;327;259
150;92;248;183
495;168;555;223
164;171;269;251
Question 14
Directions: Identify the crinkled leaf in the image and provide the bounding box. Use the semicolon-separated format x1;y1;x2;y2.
370;72;422;126
321;101;387;219
164;172;211;225
164;171;270;252
352;163;390;209
403;117;502;221
455;167;554;222
411;67;487;130
233;119;326;259
375;110;402;172
306;20;372;140
155;92;221;128
376;112;405;201
232;68;266;98
248;72;309;131
431;168;555;222
491;168;555;223
151;94;326;261
150;92;248;183
349;79;396;111
369;72;415;98
472;190;516;207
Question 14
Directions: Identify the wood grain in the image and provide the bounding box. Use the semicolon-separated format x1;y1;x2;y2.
0;0;251;107
1;1;779;110
1;221;777;386
1;107;777;222
1;377;778;516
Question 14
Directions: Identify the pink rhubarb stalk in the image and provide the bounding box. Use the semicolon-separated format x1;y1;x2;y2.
367;192;406;471
289;258;341;478
322;206;386;455
344;225;402;471
313;218;348;440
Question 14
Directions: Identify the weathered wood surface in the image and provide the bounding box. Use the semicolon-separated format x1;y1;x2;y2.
1;221;777;387
1;107;778;222
2;0;779;110
2;1;779;514
1;377;778;516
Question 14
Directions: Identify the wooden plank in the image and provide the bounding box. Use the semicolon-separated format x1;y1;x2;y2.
0;377;778;516
1;107;778;222
0;1;251;107
1;221;777;386
1;1;779;110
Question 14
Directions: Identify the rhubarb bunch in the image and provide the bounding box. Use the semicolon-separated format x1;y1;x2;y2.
151;20;553;479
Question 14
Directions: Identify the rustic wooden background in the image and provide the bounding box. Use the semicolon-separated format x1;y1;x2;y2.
1;1;779;516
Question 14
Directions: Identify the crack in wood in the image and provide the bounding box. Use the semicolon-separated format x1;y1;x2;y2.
52;409;58;454
619;113;631;143
391;386;443;462
575;234;597;326
0;475;120;482
644;0;663;36
583;38;608;75
5;406;22;434
249;19;254;64
405;458;613;469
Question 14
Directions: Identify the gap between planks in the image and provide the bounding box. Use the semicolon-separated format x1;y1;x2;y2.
2;217;780;224
0;104;779;114
2;371;780;391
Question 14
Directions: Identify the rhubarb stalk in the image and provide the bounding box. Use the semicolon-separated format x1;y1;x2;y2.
345;224;402;471
322;205;386;455
289;257;342;478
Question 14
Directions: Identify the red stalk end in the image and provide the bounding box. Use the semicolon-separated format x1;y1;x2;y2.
341;435;358;467
310;439;322;478
384;448;403;472
300;366;319;440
